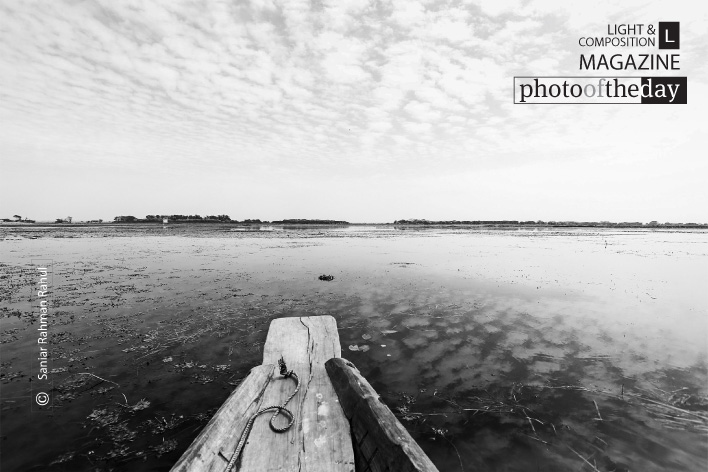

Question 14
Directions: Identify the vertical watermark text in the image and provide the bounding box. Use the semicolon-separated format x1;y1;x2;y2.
32;260;53;411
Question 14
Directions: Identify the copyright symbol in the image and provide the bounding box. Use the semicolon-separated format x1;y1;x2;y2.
36;392;49;406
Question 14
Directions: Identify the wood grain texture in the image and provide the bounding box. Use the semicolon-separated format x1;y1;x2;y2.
170;365;275;472
262;315;342;365
172;316;354;472
325;358;440;472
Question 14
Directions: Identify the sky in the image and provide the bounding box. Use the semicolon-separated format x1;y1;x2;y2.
1;0;706;223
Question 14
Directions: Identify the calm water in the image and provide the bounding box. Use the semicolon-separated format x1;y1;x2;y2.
1;226;706;471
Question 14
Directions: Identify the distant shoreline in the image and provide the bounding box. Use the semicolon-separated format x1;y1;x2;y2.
2;221;707;229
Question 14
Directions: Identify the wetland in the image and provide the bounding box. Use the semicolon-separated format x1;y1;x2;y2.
1;225;706;471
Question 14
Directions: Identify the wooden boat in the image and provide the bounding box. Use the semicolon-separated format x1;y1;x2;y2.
171;316;439;471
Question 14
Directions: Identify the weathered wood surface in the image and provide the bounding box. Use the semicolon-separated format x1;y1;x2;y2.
325;358;440;472
170;364;275;471
172;316;354;472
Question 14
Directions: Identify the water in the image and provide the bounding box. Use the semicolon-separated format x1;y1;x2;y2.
1;226;706;471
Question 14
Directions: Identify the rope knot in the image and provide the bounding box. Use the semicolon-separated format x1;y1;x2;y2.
278;356;292;377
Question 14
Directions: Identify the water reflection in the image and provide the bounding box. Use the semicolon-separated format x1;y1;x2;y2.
340;291;707;471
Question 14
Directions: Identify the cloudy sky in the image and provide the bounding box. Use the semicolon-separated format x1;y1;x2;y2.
1;0;706;223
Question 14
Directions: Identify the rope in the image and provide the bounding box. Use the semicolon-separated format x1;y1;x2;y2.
224;357;299;472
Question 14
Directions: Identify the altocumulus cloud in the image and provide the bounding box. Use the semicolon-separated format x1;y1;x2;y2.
0;0;707;221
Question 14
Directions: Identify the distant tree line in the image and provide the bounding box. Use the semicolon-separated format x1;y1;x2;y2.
145;214;233;222
1;215;706;228
111;216;350;224
270;219;349;225
393;219;708;228
1;214;35;223
114;215;233;223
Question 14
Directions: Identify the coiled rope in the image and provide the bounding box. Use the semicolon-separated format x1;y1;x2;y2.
224;357;299;472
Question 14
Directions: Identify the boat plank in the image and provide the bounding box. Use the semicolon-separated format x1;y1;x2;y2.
325;358;440;472
262;315;342;365
170;365;275;472
302;365;353;470
254;316;353;471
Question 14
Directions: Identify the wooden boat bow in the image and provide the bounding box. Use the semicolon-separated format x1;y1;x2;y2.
171;316;438;472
